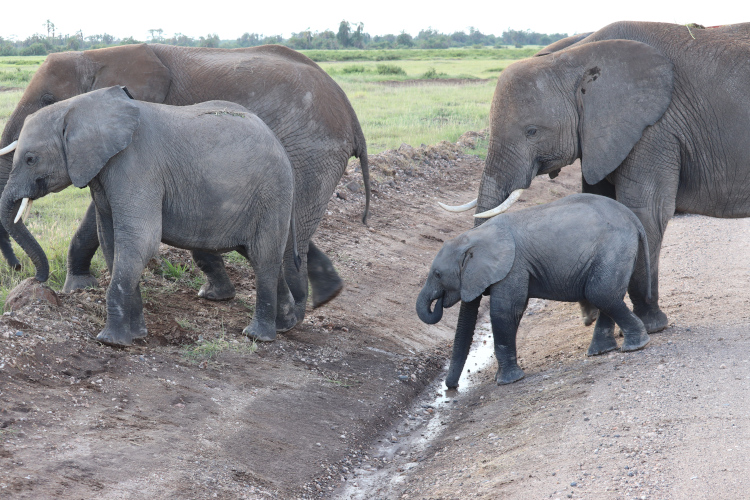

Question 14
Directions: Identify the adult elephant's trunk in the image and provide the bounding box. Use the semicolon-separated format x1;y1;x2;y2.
445;296;481;388
0;192;48;282
416;287;444;324
0;152;20;270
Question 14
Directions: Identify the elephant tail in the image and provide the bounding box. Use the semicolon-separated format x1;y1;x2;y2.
354;125;371;225
291;210;301;271
632;213;652;301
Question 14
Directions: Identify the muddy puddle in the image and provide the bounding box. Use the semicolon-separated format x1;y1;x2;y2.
334;316;497;499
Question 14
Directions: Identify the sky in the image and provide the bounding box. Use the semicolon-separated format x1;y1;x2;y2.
2;1;747;42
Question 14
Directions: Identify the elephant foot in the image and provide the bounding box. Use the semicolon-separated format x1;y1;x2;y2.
496;364;525;385
635;308;668;333
586;331;618;356
96;326;134;347
311;275;343;309
243;320;276;342
622;331;650;352
63;273;99;292
579;300;599;327
198;281;236;301
276;296;299;332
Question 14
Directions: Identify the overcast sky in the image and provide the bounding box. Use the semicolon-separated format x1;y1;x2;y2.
3;1;747;42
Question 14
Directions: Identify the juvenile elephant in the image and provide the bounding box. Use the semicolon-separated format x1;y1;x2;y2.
417;194;651;388
0;86;298;346
440;21;750;339
0;43;370;322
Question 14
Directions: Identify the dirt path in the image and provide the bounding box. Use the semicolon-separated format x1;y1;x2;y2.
2;132;746;499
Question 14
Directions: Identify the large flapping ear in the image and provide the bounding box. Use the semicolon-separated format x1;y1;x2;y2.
458;222;516;302
84;44;171;103
567;40;673;185
64;87;140;188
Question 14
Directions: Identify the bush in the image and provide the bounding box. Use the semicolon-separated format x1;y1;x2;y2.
420;67;447;79
341;64;367;73
376;64;405;75
20;43;47;56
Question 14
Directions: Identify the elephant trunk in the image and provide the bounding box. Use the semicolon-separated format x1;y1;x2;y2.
0;191;48;282
445;296;482;388
416;287;444;324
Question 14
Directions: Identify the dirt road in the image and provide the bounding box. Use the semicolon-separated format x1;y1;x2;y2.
2;133;748;499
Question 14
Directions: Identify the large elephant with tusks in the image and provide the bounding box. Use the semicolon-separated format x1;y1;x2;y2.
440;21;750;347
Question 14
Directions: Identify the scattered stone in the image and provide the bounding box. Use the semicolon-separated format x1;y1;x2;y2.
4;278;61;312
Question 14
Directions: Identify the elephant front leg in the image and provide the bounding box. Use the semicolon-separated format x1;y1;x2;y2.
587;313;619;356
489;288;525;385
307;241;344;308
275;268;298;333
193;250;236;301
243;265;280;342
63;202;101;292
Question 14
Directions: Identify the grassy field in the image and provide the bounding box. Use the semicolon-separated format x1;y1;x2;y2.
0;49;521;303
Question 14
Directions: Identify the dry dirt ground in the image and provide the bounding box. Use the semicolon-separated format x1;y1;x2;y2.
1;131;748;499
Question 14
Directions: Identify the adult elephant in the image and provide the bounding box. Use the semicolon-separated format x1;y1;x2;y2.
440;21;750;346
0;43;370;322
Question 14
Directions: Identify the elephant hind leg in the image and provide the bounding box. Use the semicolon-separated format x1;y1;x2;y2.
307;241;343;308
63;201;101;292
193;250;236;301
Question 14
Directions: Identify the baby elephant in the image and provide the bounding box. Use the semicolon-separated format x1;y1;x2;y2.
417;193;651;387
1;86;298;346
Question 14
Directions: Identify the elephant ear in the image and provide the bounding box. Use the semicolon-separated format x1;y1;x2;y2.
568;40;673;185
64;86;140;188
458;223;516;302
84;44;171;103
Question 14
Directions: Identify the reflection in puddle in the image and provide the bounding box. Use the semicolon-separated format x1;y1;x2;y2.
335;322;496;499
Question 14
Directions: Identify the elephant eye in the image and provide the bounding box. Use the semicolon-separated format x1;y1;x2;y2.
525;126;538;138
40;93;55;106
25;153;38;166
434;270;442;280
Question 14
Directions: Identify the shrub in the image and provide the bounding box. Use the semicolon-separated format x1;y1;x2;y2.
376;64;405;75
421;67;447;79
341;64;367;74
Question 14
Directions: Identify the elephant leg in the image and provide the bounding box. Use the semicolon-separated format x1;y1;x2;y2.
595;299;650;352
283;239;309;322
0;224;20;271
193;250;236;301
96;212;156;347
63;201;101;292
575;178;618;325
307;241;344;308
445;296;482;389
275;267;298;333
242;249;281;343
586;312;618;356
489;285;526;385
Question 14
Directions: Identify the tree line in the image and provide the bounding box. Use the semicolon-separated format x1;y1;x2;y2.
0;20;569;56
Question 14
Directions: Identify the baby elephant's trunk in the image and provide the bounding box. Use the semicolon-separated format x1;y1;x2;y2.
416;287;444;324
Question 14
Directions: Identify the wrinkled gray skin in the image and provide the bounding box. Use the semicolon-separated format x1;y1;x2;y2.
453;21;750;349
418;194;651;387
0;43;370;322
0;87;297;347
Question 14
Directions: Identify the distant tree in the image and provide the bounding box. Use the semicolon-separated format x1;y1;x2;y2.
199;34;220;48
350;22;365;48
120;36;141;45
310;30;338;49
237;32;261;47
148;28;164;43
396;31;413;47
337;20;351;47
262;35;283;45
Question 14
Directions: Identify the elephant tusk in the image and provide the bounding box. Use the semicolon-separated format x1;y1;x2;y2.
474;189;524;218
14;198;30;224
0;141;17;156
438;198;477;213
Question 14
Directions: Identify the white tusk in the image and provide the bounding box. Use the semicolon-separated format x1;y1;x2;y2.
0;141;17;156
22;199;33;223
438;199;477;213
14;198;29;224
474;189;524;219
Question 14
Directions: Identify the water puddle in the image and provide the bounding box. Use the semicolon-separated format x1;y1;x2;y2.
334;320;497;499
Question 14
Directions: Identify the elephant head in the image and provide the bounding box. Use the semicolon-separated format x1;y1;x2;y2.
442;39;674;217
0;87;140;281
0;44;169;267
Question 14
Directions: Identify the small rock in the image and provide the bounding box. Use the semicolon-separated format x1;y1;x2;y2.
570;481;578;487
4;278;61;312
720;364;727;369
346;181;361;193
336;191;348;200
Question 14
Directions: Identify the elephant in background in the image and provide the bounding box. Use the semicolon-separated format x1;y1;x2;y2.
441;21;750;342
0;43;370;324
1;87;298;346
418;194;650;387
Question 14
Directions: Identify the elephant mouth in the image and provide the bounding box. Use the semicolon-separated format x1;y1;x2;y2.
442;292;461;309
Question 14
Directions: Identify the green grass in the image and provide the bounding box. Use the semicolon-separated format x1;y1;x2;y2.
182;332;257;362
0;50;523;306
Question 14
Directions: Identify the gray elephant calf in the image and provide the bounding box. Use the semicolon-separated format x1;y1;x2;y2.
417;193;651;388
0;86;298;346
